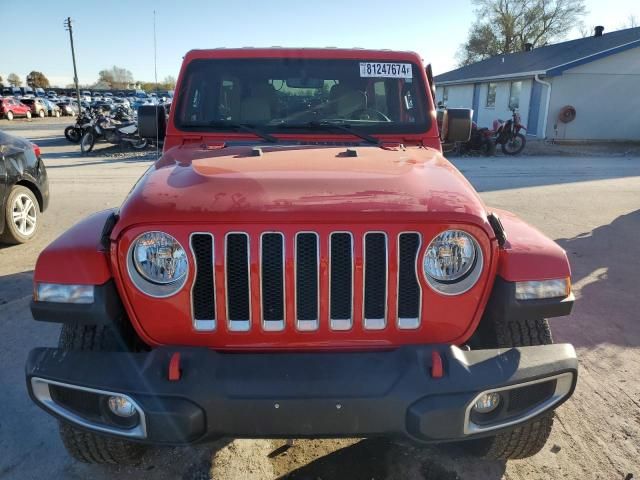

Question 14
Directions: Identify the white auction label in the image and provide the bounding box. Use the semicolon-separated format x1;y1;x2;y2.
359;62;412;78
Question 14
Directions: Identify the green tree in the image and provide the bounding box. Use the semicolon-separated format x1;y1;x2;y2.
7;73;21;87
27;71;50;88
458;0;586;66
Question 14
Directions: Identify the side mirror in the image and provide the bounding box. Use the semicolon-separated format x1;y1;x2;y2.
440;108;473;143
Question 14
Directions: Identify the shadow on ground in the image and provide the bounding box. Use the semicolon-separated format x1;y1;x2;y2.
553;209;640;347
277;439;505;480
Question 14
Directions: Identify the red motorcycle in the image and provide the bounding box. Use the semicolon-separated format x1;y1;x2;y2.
493;108;527;155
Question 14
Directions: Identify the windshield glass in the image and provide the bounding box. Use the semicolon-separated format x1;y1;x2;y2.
176;58;430;135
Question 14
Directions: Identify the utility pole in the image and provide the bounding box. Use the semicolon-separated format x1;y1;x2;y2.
64;17;82;115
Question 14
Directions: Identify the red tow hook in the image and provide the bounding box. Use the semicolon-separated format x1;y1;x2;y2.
168;352;181;381
431;350;444;379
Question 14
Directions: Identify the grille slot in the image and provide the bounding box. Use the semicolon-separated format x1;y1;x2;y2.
190;233;216;331
363;232;388;330
397;233;422;329
225;233;251;331
295;233;319;331
330;232;353;330
261;233;285;331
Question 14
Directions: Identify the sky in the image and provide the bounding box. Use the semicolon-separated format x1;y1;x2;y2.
1;0;638;88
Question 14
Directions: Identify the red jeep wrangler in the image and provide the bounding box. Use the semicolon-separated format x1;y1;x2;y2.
27;48;577;465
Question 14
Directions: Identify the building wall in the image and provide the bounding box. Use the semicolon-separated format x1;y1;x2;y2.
436;84;474;108
545;46;640;140
437;80;534;132
475;80;533;133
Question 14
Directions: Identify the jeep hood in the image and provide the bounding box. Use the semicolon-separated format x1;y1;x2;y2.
114;144;490;233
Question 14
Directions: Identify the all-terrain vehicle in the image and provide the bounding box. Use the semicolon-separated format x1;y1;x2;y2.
27;48;576;465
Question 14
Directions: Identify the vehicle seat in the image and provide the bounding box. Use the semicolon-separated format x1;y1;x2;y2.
329;84;366;118
240;83;275;123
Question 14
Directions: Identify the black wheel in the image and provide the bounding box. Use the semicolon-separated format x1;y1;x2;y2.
464;315;555;459
80;131;95;153
131;138;148;150
501;133;526;155
57;322;149;464
64;126;81;143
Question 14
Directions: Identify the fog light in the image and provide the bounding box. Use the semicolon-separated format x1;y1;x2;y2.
107;396;137;418
473;392;501;413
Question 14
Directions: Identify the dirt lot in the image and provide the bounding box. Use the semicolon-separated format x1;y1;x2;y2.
0;117;639;480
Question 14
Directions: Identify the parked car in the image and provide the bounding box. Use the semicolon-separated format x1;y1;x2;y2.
42;98;62;117
26;48;578;467
2;86;21;97
0;130;48;243
35;87;46;97
1;97;32;120
81;90;92;102
57;100;78;116
19;98;48;118
47;90;58;98
20;86;34;97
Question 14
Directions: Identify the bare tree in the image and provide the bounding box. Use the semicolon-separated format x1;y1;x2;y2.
7;73;21;87
622;14;638;28
97;66;134;89
163;75;176;89
458;0;587;66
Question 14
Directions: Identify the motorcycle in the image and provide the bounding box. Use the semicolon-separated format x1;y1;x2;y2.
64;109;95;143
458;121;496;156
80;113;148;154
493;108;527;155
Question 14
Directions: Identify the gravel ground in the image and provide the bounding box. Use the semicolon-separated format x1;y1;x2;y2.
0;117;639;480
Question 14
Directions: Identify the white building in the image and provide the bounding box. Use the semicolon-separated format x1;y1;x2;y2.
434;26;640;141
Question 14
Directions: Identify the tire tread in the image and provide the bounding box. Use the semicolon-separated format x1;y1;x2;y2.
56;322;147;465
466;315;555;460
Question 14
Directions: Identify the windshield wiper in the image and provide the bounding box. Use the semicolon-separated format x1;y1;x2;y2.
278;120;380;145
205;120;278;143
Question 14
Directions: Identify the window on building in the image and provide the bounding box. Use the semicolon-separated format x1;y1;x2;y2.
442;86;449;103
486;83;497;108
509;81;522;110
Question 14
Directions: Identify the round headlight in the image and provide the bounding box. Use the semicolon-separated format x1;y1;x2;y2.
132;232;188;284
423;230;482;295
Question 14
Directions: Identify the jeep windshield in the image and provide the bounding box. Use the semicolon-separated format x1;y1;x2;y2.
175;58;430;137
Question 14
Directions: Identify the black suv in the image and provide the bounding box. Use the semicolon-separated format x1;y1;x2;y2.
0;130;49;244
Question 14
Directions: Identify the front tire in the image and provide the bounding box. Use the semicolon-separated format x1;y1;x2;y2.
26;110;32;120
6;110;14;120
64;126;81;143
501;133;526;155
39;109;46;118
57;323;148;465
80;131;95;153
464;316;555;459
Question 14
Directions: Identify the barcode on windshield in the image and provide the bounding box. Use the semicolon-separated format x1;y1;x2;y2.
359;62;412;78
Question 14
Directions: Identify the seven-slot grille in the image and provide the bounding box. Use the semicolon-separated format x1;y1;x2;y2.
190;231;423;332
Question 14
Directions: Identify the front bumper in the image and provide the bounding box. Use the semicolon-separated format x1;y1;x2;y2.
26;344;577;444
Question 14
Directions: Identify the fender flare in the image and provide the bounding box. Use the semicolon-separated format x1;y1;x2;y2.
33;209;116;285
491;208;571;282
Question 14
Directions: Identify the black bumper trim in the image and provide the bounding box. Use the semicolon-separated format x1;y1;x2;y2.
26;344;578;444
30;280;124;326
